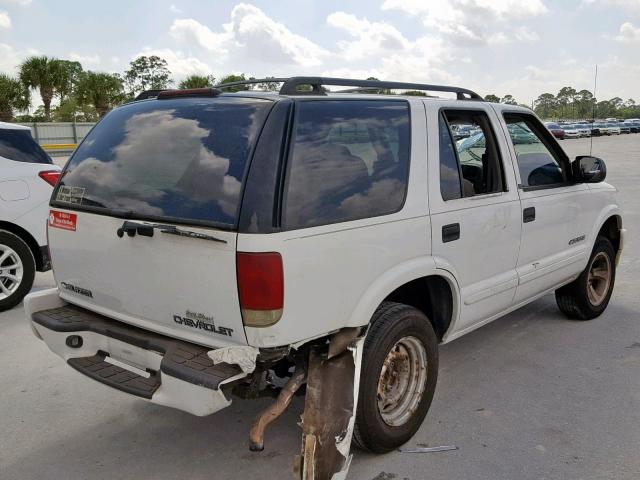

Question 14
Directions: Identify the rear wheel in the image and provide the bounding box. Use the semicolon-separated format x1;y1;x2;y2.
353;302;438;453
555;236;616;320
0;231;36;312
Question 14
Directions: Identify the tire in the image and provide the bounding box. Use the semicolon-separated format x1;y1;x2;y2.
0;230;36;312
555;236;616;320
353;302;439;453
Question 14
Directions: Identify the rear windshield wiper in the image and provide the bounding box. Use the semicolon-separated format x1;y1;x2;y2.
116;221;227;244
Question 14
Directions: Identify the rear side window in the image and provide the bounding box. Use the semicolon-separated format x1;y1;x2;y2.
438;114;462;201
55;97;272;227
283;100;410;229
0;129;52;164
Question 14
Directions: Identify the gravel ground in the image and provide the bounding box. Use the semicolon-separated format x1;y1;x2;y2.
1;135;639;480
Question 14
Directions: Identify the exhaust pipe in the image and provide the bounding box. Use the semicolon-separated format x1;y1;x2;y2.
249;368;306;451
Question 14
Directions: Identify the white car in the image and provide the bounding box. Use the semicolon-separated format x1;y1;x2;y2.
575;123;591;137
24;78;624;479
0;122;60;310
606;122;621;135
562;124;581;138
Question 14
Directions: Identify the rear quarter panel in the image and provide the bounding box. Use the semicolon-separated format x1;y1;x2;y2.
238;99;433;348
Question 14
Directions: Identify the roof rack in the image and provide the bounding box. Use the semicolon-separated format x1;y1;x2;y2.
215;76;483;100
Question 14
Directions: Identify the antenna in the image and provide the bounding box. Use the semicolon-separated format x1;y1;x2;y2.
590;65;598;156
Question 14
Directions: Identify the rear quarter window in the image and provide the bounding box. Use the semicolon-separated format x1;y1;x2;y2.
283;100;410;229
0;129;52;164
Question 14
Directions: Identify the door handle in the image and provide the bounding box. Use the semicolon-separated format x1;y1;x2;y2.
442;223;460;243
523;207;536;223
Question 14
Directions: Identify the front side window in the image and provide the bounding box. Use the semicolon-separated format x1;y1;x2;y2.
0;129;52;164
503;113;567;188
283;100;410;229
439;109;505;198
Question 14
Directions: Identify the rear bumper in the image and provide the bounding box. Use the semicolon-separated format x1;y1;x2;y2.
24;288;252;416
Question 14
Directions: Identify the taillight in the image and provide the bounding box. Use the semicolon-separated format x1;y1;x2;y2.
237;252;284;327
38;170;61;187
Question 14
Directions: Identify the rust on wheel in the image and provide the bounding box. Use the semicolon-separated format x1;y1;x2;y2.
376;336;427;427
587;251;612;306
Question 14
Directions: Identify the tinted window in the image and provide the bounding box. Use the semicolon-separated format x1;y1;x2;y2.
442;110;505;197
283;100;410;229
504;113;567;188
0;129;52;164
56;97;272;227
438;113;462;201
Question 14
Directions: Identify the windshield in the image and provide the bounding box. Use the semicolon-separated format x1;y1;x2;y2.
0;128;52;164
55;96;273;227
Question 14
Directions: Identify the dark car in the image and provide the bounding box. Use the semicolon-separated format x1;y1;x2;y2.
618;122;631;134
544;122;565;139
623;121;639;133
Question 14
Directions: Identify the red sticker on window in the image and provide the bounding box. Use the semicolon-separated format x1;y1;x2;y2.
49;210;77;231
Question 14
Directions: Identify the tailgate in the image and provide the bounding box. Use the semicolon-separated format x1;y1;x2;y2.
49;209;245;348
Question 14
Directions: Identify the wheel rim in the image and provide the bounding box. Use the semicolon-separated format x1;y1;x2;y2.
0;244;24;300
587;252;611;306
377;336;428;427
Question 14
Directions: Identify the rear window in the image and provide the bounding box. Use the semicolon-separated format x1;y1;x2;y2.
283;100;410;229
55;97;272;227
0;128;52;164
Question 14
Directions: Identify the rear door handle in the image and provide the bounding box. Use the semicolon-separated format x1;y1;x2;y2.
442;223;460;243
523;207;536;223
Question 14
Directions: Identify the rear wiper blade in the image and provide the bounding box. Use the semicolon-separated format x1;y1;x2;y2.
159;225;227;244
116;221;227;244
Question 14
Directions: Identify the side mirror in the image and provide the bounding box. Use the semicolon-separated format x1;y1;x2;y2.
572;155;607;183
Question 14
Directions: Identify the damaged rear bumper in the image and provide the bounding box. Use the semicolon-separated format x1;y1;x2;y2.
24;288;253;416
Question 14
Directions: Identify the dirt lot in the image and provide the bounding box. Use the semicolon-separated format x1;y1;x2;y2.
1;135;639;480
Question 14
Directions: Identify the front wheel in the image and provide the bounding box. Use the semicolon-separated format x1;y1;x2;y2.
353;302;439;453
555;236;616;320
0;231;36;312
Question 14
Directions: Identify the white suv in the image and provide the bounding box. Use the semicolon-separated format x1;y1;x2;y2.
24;78;624;479
0;122;60;310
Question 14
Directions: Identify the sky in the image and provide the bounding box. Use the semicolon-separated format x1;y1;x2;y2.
0;0;639;105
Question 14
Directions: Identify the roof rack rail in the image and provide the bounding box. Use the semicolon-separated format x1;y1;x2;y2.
279;77;483;100
215;77;289;91
214;76;483;100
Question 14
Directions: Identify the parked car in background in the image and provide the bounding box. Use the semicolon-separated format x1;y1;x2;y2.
574;124;591;137
544;122;565;139
617;122;631;134
593;122;610;135
606;123;621;135
589;123;602;136
562;124;581;139
0;122;60;311
625;121;640;133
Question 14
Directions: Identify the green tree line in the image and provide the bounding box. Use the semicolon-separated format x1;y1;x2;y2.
2;54;639;122
485;87;640;120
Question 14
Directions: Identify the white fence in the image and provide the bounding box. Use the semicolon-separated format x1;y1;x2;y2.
17;122;96;156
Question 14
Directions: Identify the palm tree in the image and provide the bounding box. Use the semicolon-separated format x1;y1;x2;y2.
179;74;215;89
76;71;125;117
0;73;30;122
19;56;63;121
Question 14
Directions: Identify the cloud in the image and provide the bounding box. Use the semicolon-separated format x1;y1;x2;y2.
133;47;214;79
0;0;31;5
170;3;328;67
382;0;547;45
327;12;411;60
0;10;10;28
582;0;640;9
615;22;640;43
0;43;21;73
169;4;182;14
69;52;100;66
